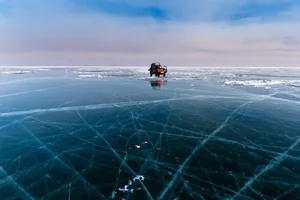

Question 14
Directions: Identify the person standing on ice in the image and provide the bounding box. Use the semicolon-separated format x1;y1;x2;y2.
149;63;157;72
148;63;157;75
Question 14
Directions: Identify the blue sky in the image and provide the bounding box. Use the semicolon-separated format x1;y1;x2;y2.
0;0;300;66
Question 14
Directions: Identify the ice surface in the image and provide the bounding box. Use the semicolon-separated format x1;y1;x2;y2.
0;66;300;200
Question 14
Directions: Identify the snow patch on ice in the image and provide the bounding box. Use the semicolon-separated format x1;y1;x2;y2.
219;72;237;77
170;77;206;80
222;79;300;87
78;74;103;78
75;69;139;78
1;70;31;74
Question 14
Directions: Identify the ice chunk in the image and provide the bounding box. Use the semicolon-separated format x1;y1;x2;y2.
133;175;145;181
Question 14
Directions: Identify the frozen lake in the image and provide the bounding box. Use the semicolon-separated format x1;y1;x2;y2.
0;66;300;199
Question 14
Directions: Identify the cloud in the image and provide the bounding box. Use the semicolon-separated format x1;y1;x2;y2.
1;0;300;66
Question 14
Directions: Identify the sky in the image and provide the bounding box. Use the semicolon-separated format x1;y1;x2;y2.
0;0;300;66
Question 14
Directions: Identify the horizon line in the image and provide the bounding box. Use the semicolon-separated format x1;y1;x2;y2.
0;65;299;68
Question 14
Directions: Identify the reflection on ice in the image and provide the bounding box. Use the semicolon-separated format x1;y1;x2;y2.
149;79;167;90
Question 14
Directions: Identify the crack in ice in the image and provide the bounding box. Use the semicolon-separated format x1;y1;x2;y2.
157;100;253;200
0;83;83;98
19;123;108;200
0;167;35;200
156;91;280;200
0;95;255;118
229;137;300;200
75;110;153;200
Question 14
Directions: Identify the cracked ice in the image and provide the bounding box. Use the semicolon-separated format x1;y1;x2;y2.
0;66;300;200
